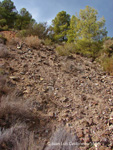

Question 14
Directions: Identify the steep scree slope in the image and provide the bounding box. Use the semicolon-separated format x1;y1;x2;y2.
5;44;113;149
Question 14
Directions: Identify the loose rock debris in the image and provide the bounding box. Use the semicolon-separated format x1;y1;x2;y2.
0;42;113;150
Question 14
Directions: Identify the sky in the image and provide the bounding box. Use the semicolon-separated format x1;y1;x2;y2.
11;0;113;37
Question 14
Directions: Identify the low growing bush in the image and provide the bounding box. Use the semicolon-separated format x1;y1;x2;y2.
44;38;53;46
55;43;76;56
16;30;28;38
24;36;40;49
103;39;113;56
75;39;102;58
0;95;40;129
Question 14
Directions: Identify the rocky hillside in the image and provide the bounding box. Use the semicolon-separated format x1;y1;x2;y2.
0;41;113;150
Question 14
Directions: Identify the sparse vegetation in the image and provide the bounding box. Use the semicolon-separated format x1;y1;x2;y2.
55;43;76;56
0;1;113;150
44;38;53;46
103;39;113;57
24;35;40;48
97;38;113;74
0;95;40;129
0;123;37;150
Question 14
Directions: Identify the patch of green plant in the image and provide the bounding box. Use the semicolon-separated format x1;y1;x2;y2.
44;38;53;46
75;39;102;58
55;43;76;56
16;30;28;38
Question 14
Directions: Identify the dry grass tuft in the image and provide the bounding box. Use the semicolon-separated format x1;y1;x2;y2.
103;39;113;50
0;96;40;129
0;123;37;150
24;36;40;49
45;127;80;150
102;56;113;75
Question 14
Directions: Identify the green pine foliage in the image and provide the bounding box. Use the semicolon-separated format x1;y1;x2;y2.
55;43;76;56
15;8;33;30
76;6;107;41
52;11;70;42
0;0;17;29
0;0;35;30
67;6;107;57
67;15;77;43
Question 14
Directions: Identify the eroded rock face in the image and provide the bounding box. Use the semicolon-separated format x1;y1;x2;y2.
1;42;113;149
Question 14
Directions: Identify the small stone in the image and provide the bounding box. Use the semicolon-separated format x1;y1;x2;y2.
100;137;109;145
92;101;98;105
82;120;89;127
88;118;93;126
92;135;100;142
84;134;91;143
20;72;25;75
9;76;20;81
84;128;90;134
61;97;69;102
40;77;44;81
110;112;113;120
81;95;87;101
77;129;84;138
48;112;53;117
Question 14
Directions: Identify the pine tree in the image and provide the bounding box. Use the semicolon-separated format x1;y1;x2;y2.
0;0;17;29
67;15;77;43
76;6;107;41
52;11;70;42
67;6;107;56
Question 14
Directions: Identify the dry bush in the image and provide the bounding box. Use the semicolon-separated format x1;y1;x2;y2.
103;39;113;56
103;39;113;50
102;56;113;75
24;36;41;49
0;44;9;58
0;95;40;129
45;127;80;150
0;123;37;150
